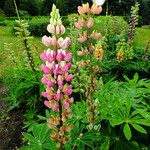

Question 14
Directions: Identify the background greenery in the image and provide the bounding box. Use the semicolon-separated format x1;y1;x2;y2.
0;0;150;25
0;1;149;149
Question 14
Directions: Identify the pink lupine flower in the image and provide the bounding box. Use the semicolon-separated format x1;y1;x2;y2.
75;18;84;29
78;3;90;14
53;64;59;76
86;17;94;28
41;76;48;84
57;75;63;86
52;105;59;111
42;35;52;47
56;25;60;34
77;47;85;56
47;94;55;100
64;85;73;95
42;92;47;97
52;36;57;46
41;64;52;74
40;51;48;61
60;37;71;49
55;89;61;100
77;36;87;43
56;51;63;61
66;62;72;69
64;53;72;61
60;25;65;34
90;31;101;39
91;4;102;15
47;24;55;33
44;100;50;108
64;102;69;109
47;80;54;87
61;62;72;73
47;51;55;63
65;74;73;82
68;97;74;104
57;79;63;86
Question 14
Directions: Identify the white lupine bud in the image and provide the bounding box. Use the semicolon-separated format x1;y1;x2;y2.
50;18;53;24
52;4;56;11
53;19;57;25
57;19;62;25
51;12;55;17
58;37;63;45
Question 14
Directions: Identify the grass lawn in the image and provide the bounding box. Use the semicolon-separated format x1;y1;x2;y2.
0;25;149;77
134;26;150;48
0;26;43;78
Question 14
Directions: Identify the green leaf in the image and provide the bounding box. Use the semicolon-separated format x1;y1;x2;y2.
123;123;132;141
42;142;56;150
110;119;124;126
40;124;50;143
22;132;37;144
37;115;46;120
132;119;150;126
131;124;147;134
100;137;110;150
133;73;139;83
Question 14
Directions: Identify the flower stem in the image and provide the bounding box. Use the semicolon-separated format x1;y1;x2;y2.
55;43;63;150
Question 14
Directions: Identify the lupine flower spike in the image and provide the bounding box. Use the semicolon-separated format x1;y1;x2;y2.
40;4;73;149
75;2;103;131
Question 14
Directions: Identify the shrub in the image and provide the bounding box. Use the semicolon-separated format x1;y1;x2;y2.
0;20;16;26
0;8;6;17
28;16;70;36
28;17;49;36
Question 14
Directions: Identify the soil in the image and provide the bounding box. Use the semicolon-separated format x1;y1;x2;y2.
0;82;24;150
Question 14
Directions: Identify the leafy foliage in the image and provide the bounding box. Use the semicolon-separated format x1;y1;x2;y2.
20;124;56;150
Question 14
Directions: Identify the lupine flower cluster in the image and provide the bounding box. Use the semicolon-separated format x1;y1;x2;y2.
74;2;102;130
128;2;139;46
40;4;73;148
75;3;103;61
116;2;140;63
75;2;103;92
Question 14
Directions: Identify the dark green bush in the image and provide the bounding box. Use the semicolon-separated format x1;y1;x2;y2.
0;20;16;26
28;16;69;36
0;16;5;21
0;8;6;17
6;16;32;20
28;17;49;36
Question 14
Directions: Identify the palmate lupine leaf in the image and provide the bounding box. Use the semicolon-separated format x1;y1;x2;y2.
21;124;56;150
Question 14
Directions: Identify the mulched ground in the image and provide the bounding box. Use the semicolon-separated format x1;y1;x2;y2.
0;82;24;150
